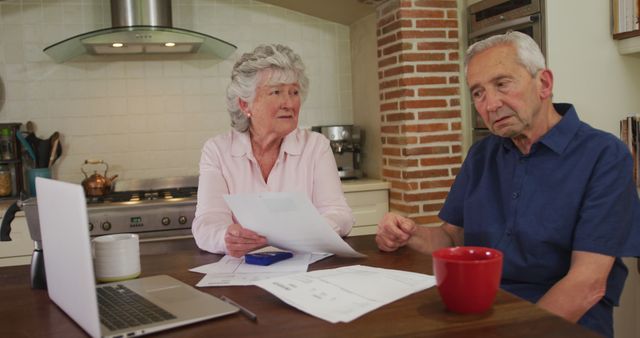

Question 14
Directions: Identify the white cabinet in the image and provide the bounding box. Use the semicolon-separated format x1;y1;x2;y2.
0;215;32;267
342;179;390;237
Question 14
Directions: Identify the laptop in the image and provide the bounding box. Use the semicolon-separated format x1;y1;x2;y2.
35;177;238;338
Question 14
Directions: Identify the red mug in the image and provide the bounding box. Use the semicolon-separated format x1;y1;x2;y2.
432;246;503;314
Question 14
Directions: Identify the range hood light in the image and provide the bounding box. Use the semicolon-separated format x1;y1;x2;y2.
43;0;236;63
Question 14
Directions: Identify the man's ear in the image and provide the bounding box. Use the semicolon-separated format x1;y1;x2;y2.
538;69;554;100
238;98;249;113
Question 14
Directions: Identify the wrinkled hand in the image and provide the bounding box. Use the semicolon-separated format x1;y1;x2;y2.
375;213;417;252
224;223;267;257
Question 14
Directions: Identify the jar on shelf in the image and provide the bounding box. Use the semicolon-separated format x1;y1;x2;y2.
0;165;12;197
0;128;15;160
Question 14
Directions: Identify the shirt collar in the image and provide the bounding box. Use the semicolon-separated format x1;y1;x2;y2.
230;128;303;158
501;103;580;155
539;103;580;155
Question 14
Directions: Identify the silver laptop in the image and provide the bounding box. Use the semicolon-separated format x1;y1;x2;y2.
36;177;238;338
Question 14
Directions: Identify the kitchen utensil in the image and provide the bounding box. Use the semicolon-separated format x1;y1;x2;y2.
36;138;51;168
432;246;503;314
48;132;59;167
16;131;36;162
81;160;118;197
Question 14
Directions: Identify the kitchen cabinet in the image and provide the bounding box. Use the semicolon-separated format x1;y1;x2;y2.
342;179;390;236
0;214;32;267
0;123;24;201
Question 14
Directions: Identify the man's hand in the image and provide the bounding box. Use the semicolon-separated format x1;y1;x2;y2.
375;213;417;252
224;223;267;258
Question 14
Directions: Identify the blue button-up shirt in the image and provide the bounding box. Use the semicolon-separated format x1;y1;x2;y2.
439;103;640;337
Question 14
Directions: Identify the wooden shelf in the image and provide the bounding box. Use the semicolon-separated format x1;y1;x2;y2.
614;29;640;40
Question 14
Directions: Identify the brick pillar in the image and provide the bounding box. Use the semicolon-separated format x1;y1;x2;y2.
377;0;462;226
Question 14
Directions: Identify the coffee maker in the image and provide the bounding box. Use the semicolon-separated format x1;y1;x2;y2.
312;125;363;179
0;197;46;289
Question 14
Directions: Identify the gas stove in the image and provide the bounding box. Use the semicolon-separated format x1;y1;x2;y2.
23;176;198;240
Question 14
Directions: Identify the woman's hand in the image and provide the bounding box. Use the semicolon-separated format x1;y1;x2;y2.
224;223;268;257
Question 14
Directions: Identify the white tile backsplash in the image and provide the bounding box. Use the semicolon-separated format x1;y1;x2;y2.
0;0;354;184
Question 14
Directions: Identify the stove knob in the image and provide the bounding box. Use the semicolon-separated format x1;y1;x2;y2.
162;217;171;226
89;222;94;232
178;216;187;225
101;221;112;231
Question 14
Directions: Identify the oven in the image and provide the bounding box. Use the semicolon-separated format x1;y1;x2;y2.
467;0;546;143
21;176;198;243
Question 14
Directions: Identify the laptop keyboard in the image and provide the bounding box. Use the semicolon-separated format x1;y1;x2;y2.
98;284;177;331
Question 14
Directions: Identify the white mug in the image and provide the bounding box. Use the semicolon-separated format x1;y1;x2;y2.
92;233;141;283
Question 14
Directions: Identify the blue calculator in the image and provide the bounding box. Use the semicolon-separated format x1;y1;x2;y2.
245;251;293;266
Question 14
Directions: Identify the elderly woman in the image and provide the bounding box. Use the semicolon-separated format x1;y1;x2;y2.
192;44;354;257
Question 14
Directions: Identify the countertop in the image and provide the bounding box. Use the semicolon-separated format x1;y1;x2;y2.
0;179;390;217
340;178;390;193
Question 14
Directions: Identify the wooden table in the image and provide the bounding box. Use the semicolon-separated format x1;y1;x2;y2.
0;235;599;338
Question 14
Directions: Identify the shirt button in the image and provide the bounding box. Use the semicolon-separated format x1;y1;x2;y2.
512;192;519;199
519;158;526;164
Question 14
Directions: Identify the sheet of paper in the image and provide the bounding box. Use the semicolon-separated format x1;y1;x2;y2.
224;192;365;257
190;253;312;274
196;272;295;287
254;265;436;323
190;250;332;287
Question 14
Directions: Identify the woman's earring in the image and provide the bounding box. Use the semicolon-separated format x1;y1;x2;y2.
246;112;252;118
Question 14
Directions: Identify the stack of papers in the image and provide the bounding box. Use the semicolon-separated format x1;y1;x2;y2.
254;265;436;323
191;251;331;287
224;192;365;257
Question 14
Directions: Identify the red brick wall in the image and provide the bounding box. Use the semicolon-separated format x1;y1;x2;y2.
377;0;462;226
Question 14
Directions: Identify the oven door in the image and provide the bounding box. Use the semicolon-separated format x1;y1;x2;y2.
466;2;545;143
468;13;545;60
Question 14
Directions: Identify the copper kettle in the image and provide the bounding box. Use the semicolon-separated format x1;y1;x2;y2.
81;160;118;197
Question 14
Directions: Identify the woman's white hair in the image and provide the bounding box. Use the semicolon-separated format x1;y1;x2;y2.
226;44;309;132
464;31;546;77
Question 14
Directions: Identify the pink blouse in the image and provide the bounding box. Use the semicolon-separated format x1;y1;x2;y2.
192;128;354;254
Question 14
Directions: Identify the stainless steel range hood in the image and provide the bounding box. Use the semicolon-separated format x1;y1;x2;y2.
43;0;236;63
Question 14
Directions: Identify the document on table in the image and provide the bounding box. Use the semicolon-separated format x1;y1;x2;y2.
190;251;332;287
254;265;436;323
223;192;364;257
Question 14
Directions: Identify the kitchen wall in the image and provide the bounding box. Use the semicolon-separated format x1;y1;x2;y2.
547;1;640;135
546;2;640;338
0;0;354;183
350;12;381;179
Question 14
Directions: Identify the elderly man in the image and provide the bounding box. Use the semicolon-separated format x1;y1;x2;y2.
375;31;640;338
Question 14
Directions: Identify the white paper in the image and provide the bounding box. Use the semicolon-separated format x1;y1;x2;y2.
224;192;364;257
191;253;311;274
190;250;331;287
254;265;436;323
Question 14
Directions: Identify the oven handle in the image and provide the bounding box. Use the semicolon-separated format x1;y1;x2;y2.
469;14;539;40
